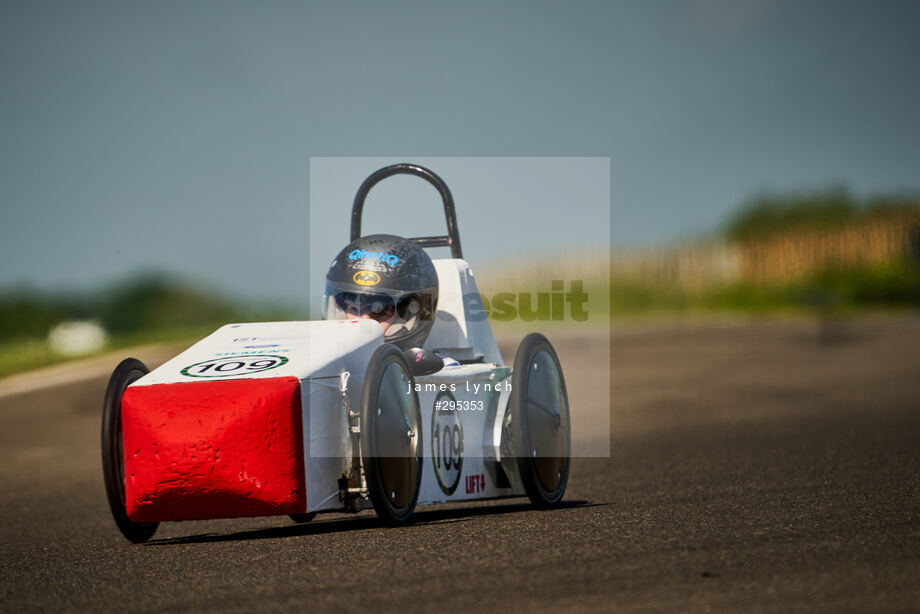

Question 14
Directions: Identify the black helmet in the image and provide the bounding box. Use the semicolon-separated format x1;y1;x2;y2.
324;234;439;350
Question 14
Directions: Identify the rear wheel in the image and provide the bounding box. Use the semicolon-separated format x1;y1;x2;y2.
509;334;571;507
360;344;423;524
102;358;159;543
289;513;316;524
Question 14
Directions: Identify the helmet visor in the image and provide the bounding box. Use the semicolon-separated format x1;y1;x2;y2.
323;281;435;343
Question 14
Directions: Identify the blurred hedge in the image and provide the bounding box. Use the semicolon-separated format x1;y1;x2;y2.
0;273;260;343
96;274;241;335
725;187;920;241
609;257;920;317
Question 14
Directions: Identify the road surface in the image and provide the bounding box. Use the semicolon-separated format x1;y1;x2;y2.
1;317;919;612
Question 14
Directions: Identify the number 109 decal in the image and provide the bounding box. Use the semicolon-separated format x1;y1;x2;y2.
180;355;289;378
431;390;464;495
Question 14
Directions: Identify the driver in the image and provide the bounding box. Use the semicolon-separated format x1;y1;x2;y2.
323;234;440;351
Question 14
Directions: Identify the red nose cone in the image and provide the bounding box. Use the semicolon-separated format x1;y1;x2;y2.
121;377;306;522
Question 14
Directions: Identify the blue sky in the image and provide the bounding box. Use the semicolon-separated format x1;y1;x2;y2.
1;0;918;305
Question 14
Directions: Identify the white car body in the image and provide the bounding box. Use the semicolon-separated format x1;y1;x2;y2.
129;259;525;515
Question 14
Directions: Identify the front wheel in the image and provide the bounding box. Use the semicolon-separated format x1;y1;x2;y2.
360;344;423;524
509;333;571;507
102;358;159;543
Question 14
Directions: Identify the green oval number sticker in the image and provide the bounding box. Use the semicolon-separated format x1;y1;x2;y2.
180;354;289;378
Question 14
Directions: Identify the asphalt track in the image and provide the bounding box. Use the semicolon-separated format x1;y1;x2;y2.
1;317;919;612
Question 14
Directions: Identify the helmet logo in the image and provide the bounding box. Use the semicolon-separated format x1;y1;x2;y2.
353;270;381;286
349;249;399;266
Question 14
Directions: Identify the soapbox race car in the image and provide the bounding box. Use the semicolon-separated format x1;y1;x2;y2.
102;164;571;542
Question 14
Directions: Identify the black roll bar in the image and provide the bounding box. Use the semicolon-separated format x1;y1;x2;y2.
350;163;463;259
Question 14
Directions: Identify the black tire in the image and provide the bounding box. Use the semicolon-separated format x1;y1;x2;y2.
102;358;159;543
509;333;571;507
289;513;317;524
360;344;423;524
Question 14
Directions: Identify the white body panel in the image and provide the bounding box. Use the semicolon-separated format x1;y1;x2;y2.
133;319;384;386
414;363;523;504
425;259;503;365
